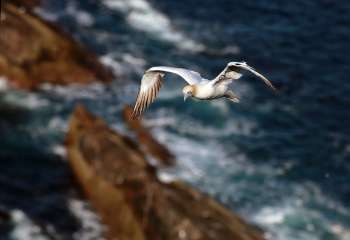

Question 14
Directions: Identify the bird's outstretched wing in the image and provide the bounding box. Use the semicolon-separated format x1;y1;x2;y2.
212;62;277;91
148;66;202;85
131;66;202;119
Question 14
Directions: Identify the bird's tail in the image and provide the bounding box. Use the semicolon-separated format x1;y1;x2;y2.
224;90;240;103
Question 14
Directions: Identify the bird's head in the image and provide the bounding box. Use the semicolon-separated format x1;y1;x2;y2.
182;85;194;101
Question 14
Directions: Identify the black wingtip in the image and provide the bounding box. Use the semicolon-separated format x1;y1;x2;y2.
270;85;280;94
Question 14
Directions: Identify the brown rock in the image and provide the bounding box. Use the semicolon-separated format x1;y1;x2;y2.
66;105;264;240
122;105;175;166
0;4;114;90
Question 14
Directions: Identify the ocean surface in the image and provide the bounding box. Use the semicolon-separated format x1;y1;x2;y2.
1;0;350;239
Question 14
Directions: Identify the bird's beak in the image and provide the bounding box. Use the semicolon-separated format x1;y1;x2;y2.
184;93;190;102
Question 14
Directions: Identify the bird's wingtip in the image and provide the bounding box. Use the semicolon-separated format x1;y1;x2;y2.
228;61;248;66
130;112;140;120
269;84;279;93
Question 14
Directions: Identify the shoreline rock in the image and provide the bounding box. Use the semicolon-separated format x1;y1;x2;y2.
65;105;264;240
0;4;114;90
122;105;175;166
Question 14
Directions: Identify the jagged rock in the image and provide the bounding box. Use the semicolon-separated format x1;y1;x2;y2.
122;105;175;166
0;4;114;90
65;105;264;240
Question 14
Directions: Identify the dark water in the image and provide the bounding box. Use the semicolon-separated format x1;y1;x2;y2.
0;0;349;239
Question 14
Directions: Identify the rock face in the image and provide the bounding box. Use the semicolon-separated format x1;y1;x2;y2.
65;105;264;240
122;105;175;166
0;4;114;90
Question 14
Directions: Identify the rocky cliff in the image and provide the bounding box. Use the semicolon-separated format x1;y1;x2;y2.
65;106;264;240
0;3;114;90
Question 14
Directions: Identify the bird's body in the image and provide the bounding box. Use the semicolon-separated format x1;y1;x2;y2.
190;81;224;99
131;61;276;119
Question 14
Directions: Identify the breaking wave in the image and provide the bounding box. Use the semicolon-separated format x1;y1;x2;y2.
102;0;205;52
153;124;350;240
68;199;105;240
10;210;50;240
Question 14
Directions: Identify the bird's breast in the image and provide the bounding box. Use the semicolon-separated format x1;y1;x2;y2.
193;83;224;99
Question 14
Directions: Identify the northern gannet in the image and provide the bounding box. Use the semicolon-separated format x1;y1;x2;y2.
132;61;276;119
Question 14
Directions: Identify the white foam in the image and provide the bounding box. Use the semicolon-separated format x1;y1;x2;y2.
143;117;176;128
100;52;147;78
51;144;67;158
48;116;68;132
68;199;105;240
40;83;107;100
10;210;49;240
153;128;228;181
99;54;126;76
34;8;60;22
3;92;49;110
250;184;350;240
122;53;147;69
20;94;49;109
36;2;94;27
66;2;95;27
157;171;176;183
331;224;350;240
252;205;293;225
150;111;256;138
102;0;205;52
149;115;350;240
0;76;9;91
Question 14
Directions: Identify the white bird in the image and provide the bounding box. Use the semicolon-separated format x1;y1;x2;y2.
131;61;276;119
